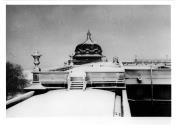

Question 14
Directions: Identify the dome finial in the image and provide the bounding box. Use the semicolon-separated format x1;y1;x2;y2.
87;30;91;40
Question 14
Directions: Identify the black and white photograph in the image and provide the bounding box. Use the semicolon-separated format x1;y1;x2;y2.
6;5;171;117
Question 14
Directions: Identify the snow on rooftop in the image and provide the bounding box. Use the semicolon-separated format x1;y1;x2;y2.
123;64;162;70
7;89;115;117
69;62;124;73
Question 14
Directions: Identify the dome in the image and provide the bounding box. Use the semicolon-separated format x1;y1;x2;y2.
74;30;102;55
72;31;104;65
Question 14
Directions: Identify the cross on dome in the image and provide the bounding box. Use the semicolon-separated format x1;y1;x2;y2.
84;30;93;44
87;30;91;40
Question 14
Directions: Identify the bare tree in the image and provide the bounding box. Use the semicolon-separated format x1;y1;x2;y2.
6;62;29;99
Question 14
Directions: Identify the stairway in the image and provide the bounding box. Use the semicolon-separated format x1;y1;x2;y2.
69;81;85;90
68;69;87;90
68;77;86;90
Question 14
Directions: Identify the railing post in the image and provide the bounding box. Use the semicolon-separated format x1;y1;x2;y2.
67;77;70;91
113;95;122;117
83;77;87;91
121;90;131;117
150;65;154;104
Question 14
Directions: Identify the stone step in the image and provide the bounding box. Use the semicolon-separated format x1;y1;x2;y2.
70;85;84;87
70;88;83;90
71;83;84;85
70;82;84;84
71;82;84;84
68;79;86;90
70;81;84;82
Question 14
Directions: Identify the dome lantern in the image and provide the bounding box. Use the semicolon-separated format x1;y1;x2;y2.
73;31;104;65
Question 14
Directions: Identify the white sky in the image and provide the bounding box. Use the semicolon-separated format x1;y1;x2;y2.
6;5;171;70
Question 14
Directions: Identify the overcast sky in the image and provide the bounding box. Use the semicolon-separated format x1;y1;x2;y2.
6;5;170;70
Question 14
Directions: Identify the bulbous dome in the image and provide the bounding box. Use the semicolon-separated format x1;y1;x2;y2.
74;31;102;56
